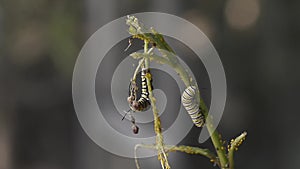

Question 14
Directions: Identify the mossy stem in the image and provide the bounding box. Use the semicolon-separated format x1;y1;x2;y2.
135;144;218;166
144;40;170;169
228;132;247;169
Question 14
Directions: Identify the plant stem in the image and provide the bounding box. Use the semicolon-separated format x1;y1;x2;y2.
132;58;145;81
166;145;218;165
228;132;247;169
143;40;170;169
207;117;228;168
135;144;218;166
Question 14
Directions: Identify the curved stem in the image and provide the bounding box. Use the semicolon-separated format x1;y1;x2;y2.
135;144;219;167
132;58;145;81
228;132;247;169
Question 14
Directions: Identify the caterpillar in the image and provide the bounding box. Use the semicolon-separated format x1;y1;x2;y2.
127;67;151;112
181;86;205;127
125;67;152;134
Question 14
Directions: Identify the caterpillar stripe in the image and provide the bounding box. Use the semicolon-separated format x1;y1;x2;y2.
181;86;205;127
127;68;151;112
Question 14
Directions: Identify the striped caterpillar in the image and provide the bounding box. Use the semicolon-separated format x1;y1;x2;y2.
127;67;151;112
125;67;152;134
181;86;205;127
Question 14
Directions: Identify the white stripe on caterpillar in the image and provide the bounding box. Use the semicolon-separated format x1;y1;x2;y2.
181;86;205;127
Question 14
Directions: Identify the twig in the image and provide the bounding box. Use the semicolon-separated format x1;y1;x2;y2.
143;40;170;169
134;144;219;167
132;58;145;81
134;144;157;169
228;132;247;169
132;48;154;81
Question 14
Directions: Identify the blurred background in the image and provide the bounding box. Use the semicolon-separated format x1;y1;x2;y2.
1;0;300;169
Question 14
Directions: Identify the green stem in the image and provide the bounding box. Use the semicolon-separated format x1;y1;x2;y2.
207;117;228;168
228;149;234;169
135;144;218;166
143;40;170;169
166;145;218;165
200;101;228;168
228;132;247;169
132;58;145;81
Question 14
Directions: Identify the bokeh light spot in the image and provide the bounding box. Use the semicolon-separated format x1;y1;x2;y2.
225;0;260;30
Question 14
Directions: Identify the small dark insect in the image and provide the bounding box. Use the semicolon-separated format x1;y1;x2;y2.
132;125;139;134
152;42;157;48
181;86;205;127
122;110;139;134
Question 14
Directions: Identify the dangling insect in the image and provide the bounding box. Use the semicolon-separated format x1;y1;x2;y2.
127;67;151;112
181;86;205;127
122;109;139;134
124;67;152;134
